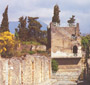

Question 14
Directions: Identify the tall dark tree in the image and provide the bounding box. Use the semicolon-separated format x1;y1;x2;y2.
16;16;47;45
0;5;9;32
28;17;42;40
52;4;60;24
18;16;28;41
38;30;47;45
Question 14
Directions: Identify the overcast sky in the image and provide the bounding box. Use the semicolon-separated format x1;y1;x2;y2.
0;0;90;34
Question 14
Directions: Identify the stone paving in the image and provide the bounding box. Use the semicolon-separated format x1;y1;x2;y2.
39;79;77;85
39;78;90;85
77;80;90;85
52;80;77;85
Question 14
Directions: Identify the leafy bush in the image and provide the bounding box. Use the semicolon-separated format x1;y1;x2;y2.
15;51;23;57
28;51;36;55
0;31;17;57
52;59;58;71
21;49;28;53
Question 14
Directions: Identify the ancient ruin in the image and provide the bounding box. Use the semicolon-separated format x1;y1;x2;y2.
0;55;51;85
0;4;90;85
47;4;85;83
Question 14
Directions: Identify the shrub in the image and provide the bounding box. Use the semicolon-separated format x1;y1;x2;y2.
28;51;36;55
37;50;49;56
52;59;58;72
15;51;23;57
21;49;28;53
0;31;17;57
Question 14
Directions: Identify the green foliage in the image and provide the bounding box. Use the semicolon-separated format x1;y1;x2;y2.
37;50;46;53
52;5;60;23
67;15;75;27
28;51;36;55
0;31;17;58
37;50;49;56
52;59;58;71
81;36;89;49
0;6;9;33
81;35;90;58
22;41;41;45
17;16;28;41
21;49;28;53
16;16;47;45
15;51;23;57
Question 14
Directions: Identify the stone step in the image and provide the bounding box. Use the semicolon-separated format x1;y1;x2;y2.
58;65;80;69
52;75;79;81
56;70;81;74
55;73;80;76
58;69;80;72
52;77;78;81
52;70;81;81
52;74;80;78
52;65;82;82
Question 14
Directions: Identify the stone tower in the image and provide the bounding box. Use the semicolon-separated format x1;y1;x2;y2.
47;4;60;50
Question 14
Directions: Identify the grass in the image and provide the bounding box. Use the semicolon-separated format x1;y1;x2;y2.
21;41;41;45
28;51;36;55
37;50;46;53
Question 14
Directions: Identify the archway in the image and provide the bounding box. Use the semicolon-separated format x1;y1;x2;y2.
73;45;78;56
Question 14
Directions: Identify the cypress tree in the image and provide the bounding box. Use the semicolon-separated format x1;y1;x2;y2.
0;5;9;32
52;4;60;24
18;16;28;41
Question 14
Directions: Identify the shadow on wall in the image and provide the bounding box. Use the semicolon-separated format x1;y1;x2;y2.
53;58;81;65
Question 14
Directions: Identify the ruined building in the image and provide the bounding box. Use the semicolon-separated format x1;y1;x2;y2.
47;4;85;81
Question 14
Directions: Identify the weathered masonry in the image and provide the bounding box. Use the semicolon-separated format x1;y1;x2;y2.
47;4;85;81
51;23;82;59
0;55;51;85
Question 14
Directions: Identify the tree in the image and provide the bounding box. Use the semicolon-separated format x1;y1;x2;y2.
18;16;28;41
15;28;19;40
28;17;42;41
52;4;60;24
16;16;47;45
67;15;75;27
0;6;9;32
81;35;90;58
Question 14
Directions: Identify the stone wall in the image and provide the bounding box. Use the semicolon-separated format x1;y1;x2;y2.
17;44;46;52
0;55;51;85
51;23;82;58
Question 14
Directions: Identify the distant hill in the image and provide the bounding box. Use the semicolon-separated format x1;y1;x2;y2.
9;20;47;34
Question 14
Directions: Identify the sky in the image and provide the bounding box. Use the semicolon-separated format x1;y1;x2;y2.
0;0;90;34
